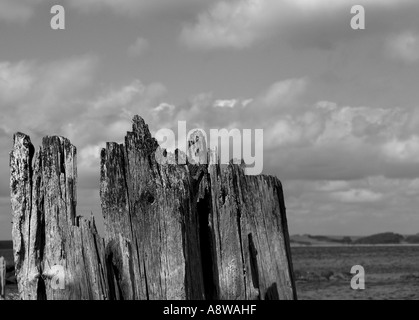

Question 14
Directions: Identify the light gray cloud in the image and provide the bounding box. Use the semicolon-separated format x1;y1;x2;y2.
180;0;418;50
128;37;150;57
386;31;419;63
331;188;384;203
0;0;35;23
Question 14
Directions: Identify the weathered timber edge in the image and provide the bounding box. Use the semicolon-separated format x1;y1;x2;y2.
0;256;5;300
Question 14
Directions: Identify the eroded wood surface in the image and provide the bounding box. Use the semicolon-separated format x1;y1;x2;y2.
10;116;296;300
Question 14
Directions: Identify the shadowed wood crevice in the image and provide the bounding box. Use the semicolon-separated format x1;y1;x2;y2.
197;187;219;300
248;233;260;294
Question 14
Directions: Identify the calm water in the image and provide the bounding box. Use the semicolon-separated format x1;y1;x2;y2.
291;245;419;300
3;246;419;300
0;249;13;267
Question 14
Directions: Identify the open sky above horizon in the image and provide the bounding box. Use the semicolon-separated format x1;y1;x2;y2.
1;0;419;239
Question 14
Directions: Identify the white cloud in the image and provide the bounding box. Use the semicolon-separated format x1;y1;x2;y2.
128;37;150;57
242;99;253;107
213;99;238;108
262;78;308;107
316;180;350;192
382;136;419;162
152;102;175;115
386;32;419;63
79;144;102;171
332;188;383;203
180;0;283;49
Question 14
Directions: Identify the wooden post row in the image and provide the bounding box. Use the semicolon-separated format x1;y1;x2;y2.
9;116;297;300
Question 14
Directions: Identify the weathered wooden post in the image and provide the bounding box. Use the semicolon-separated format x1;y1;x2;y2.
0;257;5;300
100;116;297;300
10;134;111;300
100;118;207;300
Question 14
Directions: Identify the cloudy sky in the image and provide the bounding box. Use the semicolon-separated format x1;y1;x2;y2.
1;0;419;239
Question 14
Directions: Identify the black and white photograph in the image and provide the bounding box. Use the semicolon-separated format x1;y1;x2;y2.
0;0;419;306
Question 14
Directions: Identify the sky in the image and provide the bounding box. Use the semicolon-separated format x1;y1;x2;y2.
1;0;419;239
